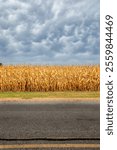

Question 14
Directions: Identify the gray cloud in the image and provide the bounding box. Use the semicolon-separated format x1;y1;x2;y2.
0;0;100;65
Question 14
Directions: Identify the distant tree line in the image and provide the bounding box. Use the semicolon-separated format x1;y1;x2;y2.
0;63;3;66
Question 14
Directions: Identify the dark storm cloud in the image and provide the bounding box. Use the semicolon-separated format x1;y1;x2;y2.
0;0;100;65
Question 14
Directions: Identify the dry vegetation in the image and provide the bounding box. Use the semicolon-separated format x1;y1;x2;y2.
0;65;100;92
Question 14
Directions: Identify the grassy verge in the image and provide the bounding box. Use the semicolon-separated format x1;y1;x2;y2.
0;91;100;99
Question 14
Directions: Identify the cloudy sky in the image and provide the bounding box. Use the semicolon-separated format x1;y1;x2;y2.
0;0;100;65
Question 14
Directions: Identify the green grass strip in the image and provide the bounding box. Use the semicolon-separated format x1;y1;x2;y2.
0;91;100;99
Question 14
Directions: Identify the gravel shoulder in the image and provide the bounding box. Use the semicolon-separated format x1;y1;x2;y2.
0;98;99;104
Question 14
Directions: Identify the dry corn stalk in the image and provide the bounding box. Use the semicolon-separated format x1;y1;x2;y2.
0;65;100;92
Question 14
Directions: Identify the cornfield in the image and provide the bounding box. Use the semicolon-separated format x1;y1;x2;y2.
0;65;100;92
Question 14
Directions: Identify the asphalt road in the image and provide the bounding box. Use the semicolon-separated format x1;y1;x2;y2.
0;100;100;150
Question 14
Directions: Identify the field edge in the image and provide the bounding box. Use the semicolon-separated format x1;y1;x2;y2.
0;91;100;99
